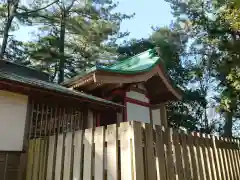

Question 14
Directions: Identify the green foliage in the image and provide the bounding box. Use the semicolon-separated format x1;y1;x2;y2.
0;0;62;60
22;0;133;82
165;0;240;136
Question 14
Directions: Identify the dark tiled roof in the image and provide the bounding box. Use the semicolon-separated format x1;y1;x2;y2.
0;60;50;81
0;70;123;107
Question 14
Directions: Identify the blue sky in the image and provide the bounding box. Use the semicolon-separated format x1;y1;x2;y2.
115;0;173;42
14;0;174;42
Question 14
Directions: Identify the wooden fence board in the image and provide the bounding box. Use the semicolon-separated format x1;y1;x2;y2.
228;138;237;180
55;134;64;180
73;130;83;180
216;137;225;180
211;135;221;180
119;122;132;180
46;136;55;180
33;139;41;180
236;139;240;178
234;140;240;179
233;139;240;178
229;139;236;180
144;123;157;180
132;122;144;180
231;139;238;180
155;126;167;180
41;138;48;180
180;132;192;180
106;124;118;180
221;137;230;180
206;134;217;180
63;132;73;180
225;138;234;180
194;133;205;180
201;134;211;180
94;126;104;180
23;121;240;180
173;129;185;180
83;128;93;180
26;140;34;180
39;139;47;180
188;133;199;180
198;135;207;180
165;128;175;180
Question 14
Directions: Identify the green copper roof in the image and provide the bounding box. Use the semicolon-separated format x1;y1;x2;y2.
62;49;161;86
0;70;123;107
97;49;160;74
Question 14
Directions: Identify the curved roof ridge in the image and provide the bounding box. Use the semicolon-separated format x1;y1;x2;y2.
96;48;161;74
107;49;153;68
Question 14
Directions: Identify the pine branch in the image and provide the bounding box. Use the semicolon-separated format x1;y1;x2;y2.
66;0;76;12
17;0;59;16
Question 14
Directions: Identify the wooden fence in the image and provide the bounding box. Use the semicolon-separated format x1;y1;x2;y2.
26;121;240;180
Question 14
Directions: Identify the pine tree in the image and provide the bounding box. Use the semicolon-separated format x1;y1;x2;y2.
24;0;133;83
165;0;240;136
0;0;58;60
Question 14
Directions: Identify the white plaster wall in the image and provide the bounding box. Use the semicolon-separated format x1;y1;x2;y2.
0;90;28;151
152;109;161;126
127;102;150;123
126;90;149;103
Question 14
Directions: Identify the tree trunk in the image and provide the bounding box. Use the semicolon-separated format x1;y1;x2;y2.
58;11;66;84
0;1;19;59
223;111;233;137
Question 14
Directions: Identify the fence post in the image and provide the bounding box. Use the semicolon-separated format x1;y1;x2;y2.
131;121;144;180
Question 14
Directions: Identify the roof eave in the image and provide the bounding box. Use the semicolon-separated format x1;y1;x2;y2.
0;75;124;109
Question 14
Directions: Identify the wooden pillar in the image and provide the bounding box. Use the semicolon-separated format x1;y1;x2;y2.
159;103;168;128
